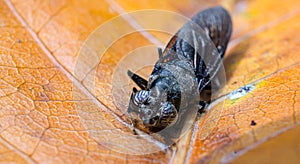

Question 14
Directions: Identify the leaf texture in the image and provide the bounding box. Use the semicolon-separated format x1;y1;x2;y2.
0;0;299;163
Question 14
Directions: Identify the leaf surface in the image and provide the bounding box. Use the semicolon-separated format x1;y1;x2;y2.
0;0;299;163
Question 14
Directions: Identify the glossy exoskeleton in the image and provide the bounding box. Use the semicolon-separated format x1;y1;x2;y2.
127;6;232;132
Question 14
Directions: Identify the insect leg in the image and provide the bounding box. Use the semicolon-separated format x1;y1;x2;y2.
127;70;148;90
127;88;138;135
127;87;138;114
198;100;209;114
158;47;163;59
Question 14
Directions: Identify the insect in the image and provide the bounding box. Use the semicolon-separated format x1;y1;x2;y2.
127;6;232;133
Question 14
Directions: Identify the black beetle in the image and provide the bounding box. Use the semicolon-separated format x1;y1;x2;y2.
127;6;232;133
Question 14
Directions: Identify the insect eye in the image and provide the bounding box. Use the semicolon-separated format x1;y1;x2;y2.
161;102;177;116
133;90;150;105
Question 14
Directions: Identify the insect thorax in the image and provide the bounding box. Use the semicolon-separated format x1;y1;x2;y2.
149;59;200;112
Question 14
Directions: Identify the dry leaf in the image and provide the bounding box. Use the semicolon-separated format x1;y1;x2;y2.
0;0;299;163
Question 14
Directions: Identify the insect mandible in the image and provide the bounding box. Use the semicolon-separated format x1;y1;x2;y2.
127;6;232;133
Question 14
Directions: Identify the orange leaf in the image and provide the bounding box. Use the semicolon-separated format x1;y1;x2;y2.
1;0;299;163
